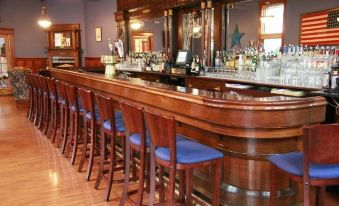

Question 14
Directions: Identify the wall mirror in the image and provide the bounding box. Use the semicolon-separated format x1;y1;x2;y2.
128;17;165;52
54;32;72;48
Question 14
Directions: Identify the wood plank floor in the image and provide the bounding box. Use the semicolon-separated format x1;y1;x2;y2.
0;96;126;206
0;95;338;206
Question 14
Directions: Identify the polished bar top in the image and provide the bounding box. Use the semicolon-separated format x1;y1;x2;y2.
50;68;327;138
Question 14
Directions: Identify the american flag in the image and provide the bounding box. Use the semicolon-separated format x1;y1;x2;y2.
300;8;339;46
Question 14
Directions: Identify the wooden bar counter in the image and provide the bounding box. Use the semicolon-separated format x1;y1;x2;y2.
49;69;327;206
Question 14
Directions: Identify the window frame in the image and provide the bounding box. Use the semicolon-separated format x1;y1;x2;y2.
258;0;286;49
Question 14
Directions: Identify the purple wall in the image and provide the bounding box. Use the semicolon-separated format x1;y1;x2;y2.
84;0;117;57
0;0;118;59
0;0;46;57
228;0;339;48
285;0;339;44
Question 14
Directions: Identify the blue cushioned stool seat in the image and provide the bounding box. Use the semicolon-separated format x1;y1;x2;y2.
70;97;83;112
102;111;125;132
58;99;66;105
129;133;188;146
85;106;100;120
268;152;339;179
155;140;224;164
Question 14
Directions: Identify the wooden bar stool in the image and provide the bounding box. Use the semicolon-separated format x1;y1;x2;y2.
77;88;99;181
55;80;69;153
32;74;42;127
64;83;83;165
26;73;35;121
38;75;50;135
46;77;59;142
94;94;126;201
269;124;339;206
119;101;188;206
144;110;224;206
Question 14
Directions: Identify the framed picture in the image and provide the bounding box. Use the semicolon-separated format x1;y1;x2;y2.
95;27;102;42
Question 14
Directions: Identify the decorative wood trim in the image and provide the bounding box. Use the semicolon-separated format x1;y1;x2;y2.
15;58;47;74
0;28;14;35
84;57;103;68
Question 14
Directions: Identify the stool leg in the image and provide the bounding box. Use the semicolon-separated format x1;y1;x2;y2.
135;145;146;205
179;170;186;202
168;166;176;206
304;182;311;206
50;101;57;142
159;165;165;202
61;107;69;154
212;159;222;206
78;118;88;172
66;111;74;157
85;120;96;180
148;144;156;206
94;129;106;190
34;92;39;125
38;95;44;129
185;169;193;206
119;136;131;206
270;163;278;206
104;130;117;201
57;105;65;147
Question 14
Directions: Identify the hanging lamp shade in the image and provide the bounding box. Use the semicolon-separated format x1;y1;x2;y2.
38;2;52;28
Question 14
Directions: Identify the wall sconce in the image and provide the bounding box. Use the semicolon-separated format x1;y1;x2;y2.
38;0;52;28
130;21;144;30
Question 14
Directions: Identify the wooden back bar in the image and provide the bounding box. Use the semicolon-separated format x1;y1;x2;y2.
49;69;327;205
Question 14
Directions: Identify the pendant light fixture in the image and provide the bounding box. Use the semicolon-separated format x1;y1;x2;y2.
38;0;52;28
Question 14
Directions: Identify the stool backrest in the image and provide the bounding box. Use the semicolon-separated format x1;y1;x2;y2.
95;94;116;132
304;124;339;164
119;101;146;145
46;77;57;97
32;74;40;90
78;88;95;118
56;80;67;104
39;75;48;94
95;94;112;121
64;83;79;111
144;110;176;163
26;74;33;89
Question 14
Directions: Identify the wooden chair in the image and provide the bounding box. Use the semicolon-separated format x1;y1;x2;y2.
119;101;190;206
64;83;82;165
55;80;69;153
144;110;224;206
269;124;339;206
94;94;126;201
77;88;99;181
46;77;59;142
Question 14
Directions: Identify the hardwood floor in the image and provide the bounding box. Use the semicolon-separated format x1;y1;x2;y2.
0;96;125;206
0;95;338;206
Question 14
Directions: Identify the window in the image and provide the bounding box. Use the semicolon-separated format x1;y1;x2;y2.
260;2;285;53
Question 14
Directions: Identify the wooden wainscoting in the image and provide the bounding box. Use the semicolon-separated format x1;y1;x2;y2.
15;58;47;74
84;57;103;68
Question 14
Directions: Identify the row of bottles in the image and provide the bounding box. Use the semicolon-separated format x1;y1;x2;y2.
214;45;339;72
125;51;167;71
